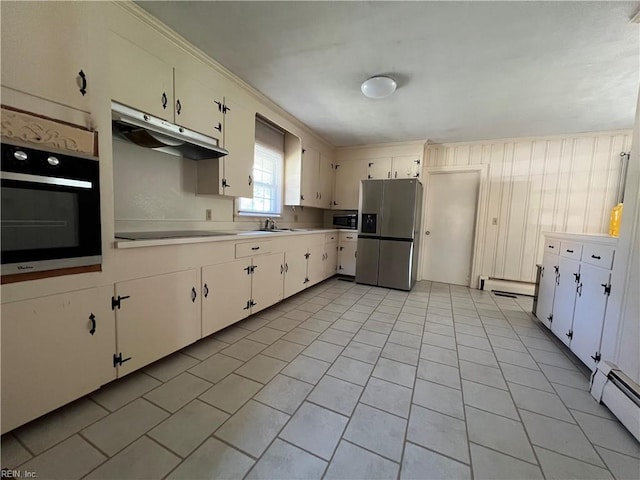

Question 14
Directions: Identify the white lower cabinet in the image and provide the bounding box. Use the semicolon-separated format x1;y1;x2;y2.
1;286;116;433
202;252;284;336
202;259;252;337
571;264;611;368
306;244;326;286
114;269;201;376
536;234;616;371
284;245;310;298
338;231;357;276
551;256;580;346
324;241;338;278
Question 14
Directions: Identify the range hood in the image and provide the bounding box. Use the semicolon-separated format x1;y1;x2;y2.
111;101;228;160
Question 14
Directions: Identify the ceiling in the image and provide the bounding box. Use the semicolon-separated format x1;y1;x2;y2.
138;1;639;147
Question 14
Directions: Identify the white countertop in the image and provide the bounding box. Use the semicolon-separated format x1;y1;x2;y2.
543;231;618;245
114;228;339;249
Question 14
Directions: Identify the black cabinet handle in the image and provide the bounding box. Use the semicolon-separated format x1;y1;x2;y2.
215;100;223;111
191;287;197;303
285;263;289;272
203;283;209;298
176;99;182;115
248;175;252;186
252;246;260;250
78;70;87;96
548;245;555;249
89;313;96;335
566;249;574;253
591;254;601;260
280;264;284;274
162;92;168;109
214;122;222;132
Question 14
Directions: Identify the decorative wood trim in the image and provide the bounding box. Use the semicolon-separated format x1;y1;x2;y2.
1;106;94;154
1;264;102;285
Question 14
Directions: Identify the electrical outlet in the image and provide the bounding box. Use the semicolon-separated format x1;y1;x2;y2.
492;217;498;225
294;214;298;222
206;209;212;221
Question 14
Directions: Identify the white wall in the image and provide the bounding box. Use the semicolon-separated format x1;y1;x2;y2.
112;137;323;233
601;92;640;383
425;131;632;283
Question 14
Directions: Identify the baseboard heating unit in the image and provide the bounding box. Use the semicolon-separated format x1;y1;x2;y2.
478;276;535;297
591;361;640;442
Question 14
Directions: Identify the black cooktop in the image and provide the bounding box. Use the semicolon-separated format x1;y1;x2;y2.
115;230;235;240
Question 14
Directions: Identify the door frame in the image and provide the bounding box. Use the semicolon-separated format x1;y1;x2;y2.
418;164;488;288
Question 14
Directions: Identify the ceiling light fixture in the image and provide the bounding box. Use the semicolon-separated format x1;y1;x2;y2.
361;76;397;99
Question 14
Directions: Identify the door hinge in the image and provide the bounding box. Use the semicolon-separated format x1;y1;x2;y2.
244;265;252;275
304;252;310;259
573;272;580;283
111;295;130;310
222;178;230;188
113;352;132;368
304;277;309;284
590;352;602;363
335;164;340;169
566;330;573;340
601;283;611;296
368;162;374;167
250;299;257;307
547;314;553;323
414;159;421;164
243;300;251;310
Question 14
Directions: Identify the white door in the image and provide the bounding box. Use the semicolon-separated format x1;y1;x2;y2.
339;241;357;276
251;253;285;314
421;171;480;286
202;260;251;336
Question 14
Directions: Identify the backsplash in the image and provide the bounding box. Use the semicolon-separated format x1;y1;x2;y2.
113;137;323;232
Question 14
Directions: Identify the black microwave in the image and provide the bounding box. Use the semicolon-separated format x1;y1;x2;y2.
1;141;102;275
333;214;357;229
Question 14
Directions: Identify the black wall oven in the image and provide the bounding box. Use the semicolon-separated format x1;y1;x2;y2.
1;141;101;275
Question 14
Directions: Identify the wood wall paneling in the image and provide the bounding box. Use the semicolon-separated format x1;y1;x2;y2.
424;131;631;283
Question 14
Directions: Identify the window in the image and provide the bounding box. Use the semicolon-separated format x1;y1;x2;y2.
238;119;284;216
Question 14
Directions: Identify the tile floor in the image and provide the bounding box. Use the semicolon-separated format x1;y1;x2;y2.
2;279;639;479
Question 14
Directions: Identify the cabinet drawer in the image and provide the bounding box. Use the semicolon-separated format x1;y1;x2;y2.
325;233;338;242
339;231;357;242
560;241;582;260
236;241;272;258
582;244;615;269
544;239;560;254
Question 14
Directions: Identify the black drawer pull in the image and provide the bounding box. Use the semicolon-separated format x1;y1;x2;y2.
591;254;601;260
252;246;260;250
548;245;555;249
566;249;574;253
78;69;87;96
89;313;96;335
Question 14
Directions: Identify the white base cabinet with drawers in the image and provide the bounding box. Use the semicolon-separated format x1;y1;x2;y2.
536;233;616;371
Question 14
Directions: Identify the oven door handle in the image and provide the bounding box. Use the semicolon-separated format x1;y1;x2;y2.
1;172;93;189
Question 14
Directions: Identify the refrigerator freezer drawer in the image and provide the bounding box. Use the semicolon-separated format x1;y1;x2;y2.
378;240;415;291
355;237;380;286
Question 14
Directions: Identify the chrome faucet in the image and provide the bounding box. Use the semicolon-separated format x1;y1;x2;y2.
264;217;276;230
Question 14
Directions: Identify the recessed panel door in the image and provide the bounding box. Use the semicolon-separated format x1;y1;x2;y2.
551;257;580;346
537;253;559;328
202;260;251;337
251;253;285;314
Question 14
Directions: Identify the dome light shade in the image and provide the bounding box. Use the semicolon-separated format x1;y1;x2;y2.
361;76;397;99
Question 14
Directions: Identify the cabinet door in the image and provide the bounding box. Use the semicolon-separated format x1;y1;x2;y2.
307;243;326;286
115;269;200;376
1;2;90;112
551;257;580;346
251;253;285;314
367;157;393;179
300;147;321;207
392;156;421;179
319;155;335;209
174;67;225;139
202;260;251;337
324;241;338;279
571;265;610;370
333;159;369;210
1;287;115;433
284;246;309;298
221;89;256;198
109;31;174;120
339;241;357;276
537;253;559;328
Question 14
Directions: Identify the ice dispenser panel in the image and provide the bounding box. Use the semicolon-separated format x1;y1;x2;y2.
361;213;377;234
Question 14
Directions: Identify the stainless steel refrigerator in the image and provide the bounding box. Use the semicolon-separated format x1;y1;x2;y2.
355;179;423;291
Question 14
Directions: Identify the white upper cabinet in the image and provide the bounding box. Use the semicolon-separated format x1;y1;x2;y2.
333;159;369;210
319;154;336;209
173;68;225;139
284;143;333;208
1;1;91;112
109;31;174;120
366;156;420;179
220;86;257;198
300;147;321;206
